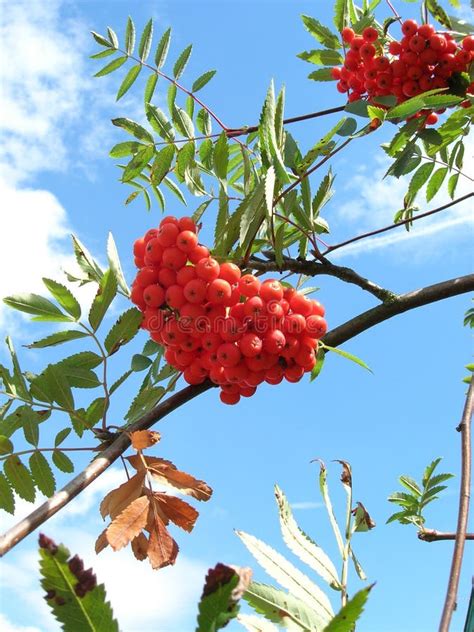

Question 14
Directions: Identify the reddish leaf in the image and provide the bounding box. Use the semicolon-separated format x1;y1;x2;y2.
154;493;199;532
130;430;161;450
95;529;109;554
100;472;145;520
147;501;179;569
106;496;149;551
131;532;149;561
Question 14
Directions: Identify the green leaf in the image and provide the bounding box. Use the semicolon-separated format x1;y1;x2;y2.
426;0;452;28
62;367;101;389
308;68;336;82
52;450;74;473
88;269;117;332
91;31;114;48
426;167;448;202
236;531;333;622
4;455;35;502
298;49;343;65
40;539;119;632
138;19;153;61
274;485;341;589
112;118;154;143
42;279;81;319
85;397;106;426
146;105;175;141
426;472;454;489
322;585;373;632
322;344;373;373
122;145;154;183
238;182;266;254
176;141;196;181
109;370;133;395
407;162;435;202
399;475;422;497
0;435;13;455
155;28;171;68
125;16;135;55
173;106;194;138
196;565;240;632
71;235;103;284
116;64;142;101
259;81;290;184
104;307;144;355
59;352;102;371
3;294;72;322
0;473;14;513
131;354;153;372
30;452;55;497
43;364;75;410
173;44;192;79
197;108;212;135
244;582;325;630
94;55;127;77
422;457;442;487
213;132;229;181
125;386;165;423
5;336;30;399
23;408;40;446
90;49;116;60
151;144;175;185
106;27;118;48
26;330;88;349
311;346;326;381
163;176;187;205
144;73;158;105
107;233;130;296
192;70;217;92
55;428;72;447
301;15;340;49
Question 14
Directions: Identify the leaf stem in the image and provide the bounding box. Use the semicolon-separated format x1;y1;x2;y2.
78;322;110;431
0;446;97;462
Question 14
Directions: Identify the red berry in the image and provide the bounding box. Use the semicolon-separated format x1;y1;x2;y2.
162;246;187;270
158;268;177;288
263;329;286;354
342;27;355;43
373;56;390;71
217;343;241;367
305;315;328;339
239;333;263;357
360;43;376;59
188;244;210;264
135;267;160;287
220;391;240;405
196;257;220;282
176;230;198;253
389;41;403;55
143;284;165;308
184;278;208;304
409;34;427;54
133;238;146;259
418;24;435;39
429;34;446;51
331;67;342;79
463;36;474;52
426;112;438;125
165;284;186;310
283;313;306;335
290;293;313;317
144;228;159;242
402;20;418;37
176;265;197;286
362;27;378;43
402;80;419;97
260;279;283;302
157;223;179;247
219;262;241;285
207;278;232;304
202;332;222;352
178;217;197;232
244;296;265;318
145;238;163;265
130;284;145;308
239;274;261;298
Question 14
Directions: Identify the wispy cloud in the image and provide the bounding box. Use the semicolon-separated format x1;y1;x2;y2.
290;501;324;510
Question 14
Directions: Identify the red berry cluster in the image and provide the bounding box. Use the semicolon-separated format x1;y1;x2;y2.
332;23;474;124
131;216;328;405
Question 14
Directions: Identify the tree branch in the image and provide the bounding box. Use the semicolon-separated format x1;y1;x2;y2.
1;273;473;557
418;530;474;542
322;193;474;257
248;255;396;302
439;377;474;632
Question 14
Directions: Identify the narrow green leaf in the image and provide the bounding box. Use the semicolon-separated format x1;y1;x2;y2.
138;19;153;61
62;367;101;389
106;27;118;49
23;408;40;446
146;105;175;141
85;397;106;426
91;31;113;48
125;385;165;423
112;118;154;143
109;370;133;395
59;352;102;371
44;364;75;410
322;343;373;373
88;269;118;332
94;55;127;77
308;68;336;82
55;428;72;447
322;585;373;632
26;330;88;349
399;475;422;497
5;336;30;399
298;49;343;65
122;144;154;183
30;452;55;497
192;70;217;92
426;167;448;202
125;16;135;55
196;109;212;135
426;0;452;28
0;436;13;455
163;177;187;205
90;49;115;60
106;233;130;296
154;27;171;68
144;73;158;105
172;106;194;138
213;132;229;181
104;307;143;355
3;294;71;322
173;44;192;79
42;279;81;319
116;64;142;101
151;144;175;186
301;15;340;49
0;473;14;513
4;455;35;502
52;450;74;473
407;162;435;201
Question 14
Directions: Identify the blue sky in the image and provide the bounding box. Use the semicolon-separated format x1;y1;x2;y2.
0;0;473;631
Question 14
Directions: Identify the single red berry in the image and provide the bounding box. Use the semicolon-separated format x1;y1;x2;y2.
239;333;263;358
331;67;342;79
188;244;210;264
260;279;283;302
239;274;261;298
220;316;244;342
196;257;220;282
311;300;325;317
144;228;159;242
135;267;160;287
244;296;265;318
350;36;365;51
402;20;418;37
425;112;438;125
402;79;419;97
130;284;145;308
429;34;446;51
160;216;179;227
239;386;257;398
144;238;163;265
133;238;146;259
184;278;208;304
178;216;197;232
220;390;240;405
283;313;306;335
360;43;376;59
373;56;390;71
290;293;313;317
263;329;286;354
389;41;403;55
162;246;187;270
219;262;241;285
207;278;232;304
418;24;435;39
362;27;378;43
202;332;222;352
176;230;198;253
342;27;355;43
157;222;179;247
165;284;186;310
285;364;305;383
217;343;241;367
463;36;474;52
184;368;206;385
305;315;328;339
176;265;197;286
407;65;422;80
409;34;427;54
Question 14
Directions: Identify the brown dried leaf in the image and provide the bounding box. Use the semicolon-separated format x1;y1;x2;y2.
106;495;150;551
131;532;149;561
130;430;161;451
202;563;237;598
100;472;145;520
127;454;173;472
229;565;253;602
147;506;179;570
335;459;352;488
154;493;199;533
351;501;376;532
95;529;109;554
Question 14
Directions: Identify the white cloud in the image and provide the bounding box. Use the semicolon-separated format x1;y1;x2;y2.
290;501;324;510
0;613;41;632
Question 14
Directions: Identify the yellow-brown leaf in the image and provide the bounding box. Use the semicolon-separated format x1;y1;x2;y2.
106;495;150;551
100;472;146;520
95;529;109;554
131;532;149;561
149;462;212;501
130;430;161;451
147;510;179;570
154;493;199;533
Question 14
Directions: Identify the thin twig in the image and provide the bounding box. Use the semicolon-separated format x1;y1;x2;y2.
1;274;473;557
0;447;97;461
322;193;474;257
439;378;474;632
418;530;474;542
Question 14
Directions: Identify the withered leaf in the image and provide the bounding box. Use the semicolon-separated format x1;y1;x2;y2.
147;505;179;570
130;430;161;451
100;472;146;520
154;493;199;533
352;501;376;532
106;495;150;551
95;529;109;554
335;459;352;488
127;455;212;501
202;563;237;598
229;565;253;602
131;532;149;561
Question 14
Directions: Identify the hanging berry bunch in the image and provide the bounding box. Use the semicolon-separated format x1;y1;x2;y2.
330;23;473;124
131;217;327;405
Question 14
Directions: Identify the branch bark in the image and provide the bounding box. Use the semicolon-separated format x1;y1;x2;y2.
1;273;473;557
439;377;474;632
418;530;474;542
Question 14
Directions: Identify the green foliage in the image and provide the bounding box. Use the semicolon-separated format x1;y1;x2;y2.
195;564;241;631
387;458;454;529
39;536;118;631
322;585;373;632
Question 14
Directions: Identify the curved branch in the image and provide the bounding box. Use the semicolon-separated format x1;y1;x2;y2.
418;530;474;542
439;377;474;632
1;273;473;557
248;255;396;302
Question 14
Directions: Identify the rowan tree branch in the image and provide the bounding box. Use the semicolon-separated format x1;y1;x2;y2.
248;255;396;302
418;530;474;542
322;192;474;257
439;377;474;632
1;273;473;557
